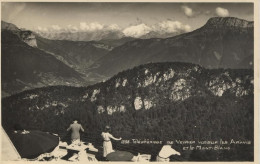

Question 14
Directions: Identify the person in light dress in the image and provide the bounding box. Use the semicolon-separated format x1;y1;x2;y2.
101;126;122;157
156;143;181;162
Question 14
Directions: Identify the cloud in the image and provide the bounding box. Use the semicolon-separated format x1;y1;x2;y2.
154;20;191;33
35;20;191;38
35;22;118;34
36;25;78;33
123;24;152;38
79;22;104;31
107;24;121;31
36;26;48;32
183;25;191;32
181;6;193;17
216;7;229;17
123;21;191;38
51;25;61;31
67;25;78;33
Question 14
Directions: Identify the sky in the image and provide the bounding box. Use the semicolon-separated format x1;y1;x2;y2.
1;2;254;37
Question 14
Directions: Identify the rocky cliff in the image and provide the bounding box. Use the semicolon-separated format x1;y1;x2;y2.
1;23;87;97
83;63;253;114
1;21;38;47
203;17;253;30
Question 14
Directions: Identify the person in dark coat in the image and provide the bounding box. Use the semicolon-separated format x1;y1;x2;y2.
67;119;84;144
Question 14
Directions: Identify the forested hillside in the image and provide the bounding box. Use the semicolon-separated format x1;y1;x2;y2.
2;62;253;161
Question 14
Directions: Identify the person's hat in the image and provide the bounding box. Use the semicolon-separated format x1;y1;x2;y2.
105;126;110;130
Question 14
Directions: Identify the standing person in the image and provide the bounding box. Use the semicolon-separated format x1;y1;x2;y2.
156;142;181;162
101;125;122;158
67;119;84;144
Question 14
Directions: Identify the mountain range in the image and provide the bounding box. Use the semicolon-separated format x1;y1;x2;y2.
1;17;254;96
89;17;253;78
35;23;187;42
36;29;125;42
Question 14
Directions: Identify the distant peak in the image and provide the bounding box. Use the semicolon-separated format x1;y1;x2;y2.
1;21;20;31
204;17;253;28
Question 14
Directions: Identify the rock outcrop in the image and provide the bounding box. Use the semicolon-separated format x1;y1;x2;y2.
203;17;253;30
77;62;253;114
1;21;38;47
